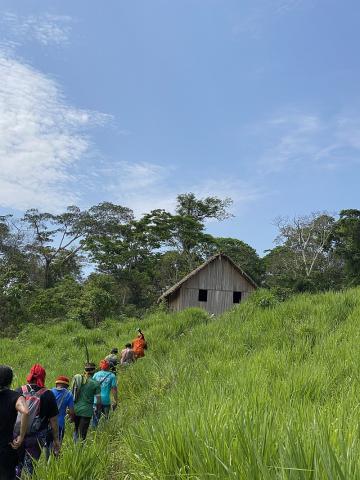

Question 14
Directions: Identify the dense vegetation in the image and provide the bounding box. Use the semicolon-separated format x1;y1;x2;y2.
1;288;360;479
1;191;360;334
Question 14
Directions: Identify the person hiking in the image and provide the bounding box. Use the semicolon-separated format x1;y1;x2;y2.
15;364;59;477
71;363;101;441
132;328;148;359
0;365;29;480
120;343;135;366
92;360;117;427
105;348;119;374
45;376;74;458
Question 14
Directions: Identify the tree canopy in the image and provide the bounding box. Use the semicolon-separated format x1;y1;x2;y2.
1;195;359;334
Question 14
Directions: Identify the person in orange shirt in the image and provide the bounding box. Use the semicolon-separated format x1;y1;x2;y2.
131;329;148;359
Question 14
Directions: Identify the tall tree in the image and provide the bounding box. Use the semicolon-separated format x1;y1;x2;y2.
331;209;360;284
264;212;343;291
274;213;335;278
176;193;233;221
0;216;32;331
22;206;89;288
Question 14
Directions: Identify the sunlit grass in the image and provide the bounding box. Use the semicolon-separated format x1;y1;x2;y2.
1;289;360;478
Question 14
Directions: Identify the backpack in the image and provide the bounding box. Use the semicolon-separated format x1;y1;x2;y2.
14;385;47;435
71;374;84;403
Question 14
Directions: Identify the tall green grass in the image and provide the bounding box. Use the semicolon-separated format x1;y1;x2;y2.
1;289;360;478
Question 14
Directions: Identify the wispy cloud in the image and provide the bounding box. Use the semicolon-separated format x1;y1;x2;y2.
1;12;73;46
0;49;109;211
99;160;262;217
232;0;312;39
256;110;360;173
100;161;175;215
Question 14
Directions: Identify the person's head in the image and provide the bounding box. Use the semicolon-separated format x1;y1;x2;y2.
110;348;118;355
55;375;70;389
84;362;96;376
125;343;132;349
0;365;13;390
26;364;46;387
99;359;110;371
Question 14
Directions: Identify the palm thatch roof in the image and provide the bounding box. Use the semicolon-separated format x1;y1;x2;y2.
158;253;258;301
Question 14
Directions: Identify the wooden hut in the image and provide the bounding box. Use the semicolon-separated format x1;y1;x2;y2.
158;253;257;315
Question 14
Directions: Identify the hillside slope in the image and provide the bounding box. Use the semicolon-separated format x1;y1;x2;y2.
1;289;360;479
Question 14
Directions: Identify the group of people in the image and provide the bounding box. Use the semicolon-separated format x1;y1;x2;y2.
0;328;147;480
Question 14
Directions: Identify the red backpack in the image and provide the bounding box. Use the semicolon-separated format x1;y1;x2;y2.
14;385;47;435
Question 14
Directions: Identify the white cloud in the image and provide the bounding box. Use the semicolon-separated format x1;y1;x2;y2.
256;111;360;173
100;161;175;215
0;49;108;211
99;160;261;217
1;12;73;46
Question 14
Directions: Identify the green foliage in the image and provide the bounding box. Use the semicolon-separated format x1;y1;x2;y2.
331;209;360;284
264;213;346;293
4;199;360;332
176;192;233;221
28;277;82;322
2;289;360;478
247;288;282;308
69;274;118;327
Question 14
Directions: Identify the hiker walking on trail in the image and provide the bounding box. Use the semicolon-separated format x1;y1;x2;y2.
132;328;148;359
105;348;119;374
15;364;59;477
0;365;29;480
120;343;135;366
46;376;74;457
71;363;101;441
93;360;118;427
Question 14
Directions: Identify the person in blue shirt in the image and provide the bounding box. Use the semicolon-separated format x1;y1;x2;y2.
93;360;117;426
46;375;74;457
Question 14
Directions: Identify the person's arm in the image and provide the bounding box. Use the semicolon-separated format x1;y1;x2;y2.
67;395;75;421
11;396;29;449
49;416;60;455
67;406;75;422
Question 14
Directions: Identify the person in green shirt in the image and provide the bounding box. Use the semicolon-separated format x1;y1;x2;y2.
71;363;101;441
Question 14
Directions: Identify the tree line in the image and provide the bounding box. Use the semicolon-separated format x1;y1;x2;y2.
1;193;359;333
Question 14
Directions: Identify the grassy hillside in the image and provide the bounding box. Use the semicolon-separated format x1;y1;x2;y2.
1;288;360;479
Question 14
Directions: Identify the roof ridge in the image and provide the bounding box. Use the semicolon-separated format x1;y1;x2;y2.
158;252;257;301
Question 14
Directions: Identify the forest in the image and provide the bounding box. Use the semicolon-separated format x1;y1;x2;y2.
1;192;360;334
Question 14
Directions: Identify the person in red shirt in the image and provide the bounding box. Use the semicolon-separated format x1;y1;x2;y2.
131;329;148;359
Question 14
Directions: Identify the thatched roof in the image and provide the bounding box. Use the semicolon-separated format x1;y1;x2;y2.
158;253;258;301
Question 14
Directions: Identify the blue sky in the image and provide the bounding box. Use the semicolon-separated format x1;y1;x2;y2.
0;0;359;255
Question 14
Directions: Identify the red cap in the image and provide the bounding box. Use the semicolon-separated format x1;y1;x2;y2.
55;375;70;386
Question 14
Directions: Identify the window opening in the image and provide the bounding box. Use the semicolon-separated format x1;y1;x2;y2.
198;289;208;302
233;291;242;304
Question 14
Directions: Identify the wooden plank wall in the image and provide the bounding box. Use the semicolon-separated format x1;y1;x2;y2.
168;256;256;315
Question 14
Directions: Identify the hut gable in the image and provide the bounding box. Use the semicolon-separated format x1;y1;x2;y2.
159;253;257;315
